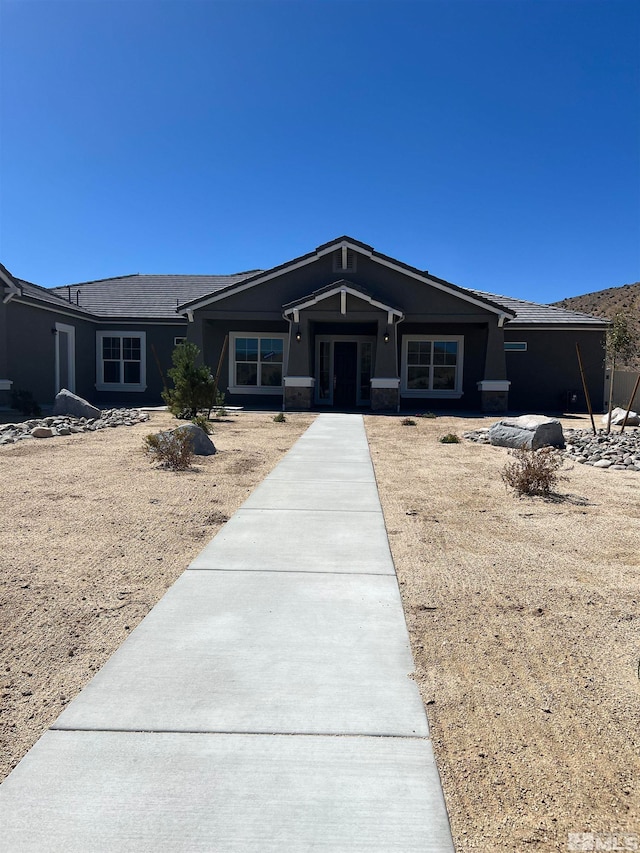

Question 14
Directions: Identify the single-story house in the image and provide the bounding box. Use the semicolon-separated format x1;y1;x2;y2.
0;236;608;413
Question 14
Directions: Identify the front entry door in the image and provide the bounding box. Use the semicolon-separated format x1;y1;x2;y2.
333;342;358;408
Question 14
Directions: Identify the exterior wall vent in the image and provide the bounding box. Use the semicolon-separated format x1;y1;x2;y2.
333;247;357;273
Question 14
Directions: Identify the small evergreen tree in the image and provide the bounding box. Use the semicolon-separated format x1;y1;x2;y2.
162;342;216;419
605;313;636;433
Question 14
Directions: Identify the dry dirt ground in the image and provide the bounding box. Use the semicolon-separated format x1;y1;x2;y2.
0;410;313;782
1;409;639;853
365;413;640;852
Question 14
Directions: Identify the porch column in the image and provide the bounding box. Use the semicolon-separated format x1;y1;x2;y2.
371;315;400;411
284;315;314;410
477;319;510;412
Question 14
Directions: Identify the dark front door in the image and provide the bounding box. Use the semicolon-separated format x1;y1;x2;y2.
333;342;358;408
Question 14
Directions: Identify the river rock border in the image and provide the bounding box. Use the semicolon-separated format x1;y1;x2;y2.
0;408;149;446
463;427;640;473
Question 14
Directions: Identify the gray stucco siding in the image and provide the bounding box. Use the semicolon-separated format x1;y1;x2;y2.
6;301;94;406
504;328;606;412
198;253;500;321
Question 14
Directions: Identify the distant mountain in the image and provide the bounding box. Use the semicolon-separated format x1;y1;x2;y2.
552;282;640;370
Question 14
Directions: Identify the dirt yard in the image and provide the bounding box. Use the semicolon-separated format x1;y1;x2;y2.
365;413;640;852
1;409;639;852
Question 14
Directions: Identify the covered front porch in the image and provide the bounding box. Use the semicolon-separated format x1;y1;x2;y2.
282;281;403;411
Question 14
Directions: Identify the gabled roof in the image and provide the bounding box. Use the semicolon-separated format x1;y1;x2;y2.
0;262;22;302
14;278;95;316
177;235;516;320
50;272;261;320
469;289;609;327
282;280;404;318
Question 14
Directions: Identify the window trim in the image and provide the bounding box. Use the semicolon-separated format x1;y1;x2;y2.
95;331;147;392
401;334;464;398
228;332;287;396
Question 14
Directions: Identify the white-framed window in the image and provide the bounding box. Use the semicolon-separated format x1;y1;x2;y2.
401;335;464;398
228;333;286;395
96;331;147;392
504;341;527;352
174;336;187;347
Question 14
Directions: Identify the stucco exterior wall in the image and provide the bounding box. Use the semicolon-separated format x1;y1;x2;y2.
504;328;606;412
6;301;94;406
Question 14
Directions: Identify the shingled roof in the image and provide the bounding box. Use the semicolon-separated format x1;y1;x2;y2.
469;290;609;327
50;272;261;320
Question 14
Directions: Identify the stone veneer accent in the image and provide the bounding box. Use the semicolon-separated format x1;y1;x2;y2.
371;387;399;412
480;390;509;413
284;386;313;410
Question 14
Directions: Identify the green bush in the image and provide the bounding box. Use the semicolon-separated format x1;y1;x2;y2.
10;388;41;417
273;412;286;423
501;446;564;497
418;412;437;419
144;430;195;471
162;342;216;419
439;433;460;444
191;414;212;434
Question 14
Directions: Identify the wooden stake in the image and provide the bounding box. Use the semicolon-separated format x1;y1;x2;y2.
575;343;597;435
620;373;640;434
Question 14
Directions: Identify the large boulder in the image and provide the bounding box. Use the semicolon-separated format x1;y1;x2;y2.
172;423;216;455
53;389;100;420
489;415;565;450
601;407;640;427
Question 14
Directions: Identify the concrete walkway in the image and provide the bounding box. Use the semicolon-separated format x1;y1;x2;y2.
0;413;454;852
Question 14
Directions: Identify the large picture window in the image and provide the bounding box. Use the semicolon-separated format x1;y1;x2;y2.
229;334;286;394
96;331;146;392
401;335;463;398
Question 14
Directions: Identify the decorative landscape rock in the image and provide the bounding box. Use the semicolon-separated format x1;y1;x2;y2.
464;424;640;473
0;408;149;446
601;407;640;428
488;415;565;450
30;427;54;439
172;423;216;455
53;389;101;420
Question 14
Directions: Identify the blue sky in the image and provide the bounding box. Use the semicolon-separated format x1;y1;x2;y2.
1;0;638;302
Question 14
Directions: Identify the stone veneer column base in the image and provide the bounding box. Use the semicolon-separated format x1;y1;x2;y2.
480;390;509;413
371;387;400;411
284;386;313;410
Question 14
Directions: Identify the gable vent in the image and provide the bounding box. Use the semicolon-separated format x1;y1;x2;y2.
333;247;357;273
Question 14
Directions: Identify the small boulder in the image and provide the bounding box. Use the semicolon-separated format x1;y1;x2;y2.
53;389;101;420
602;407;640;427
31;427;54;438
489;415;565;450
172;424;216;456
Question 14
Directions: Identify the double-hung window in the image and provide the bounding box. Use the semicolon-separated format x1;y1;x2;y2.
229;334;286;394
96;331;146;392
401;335;463;398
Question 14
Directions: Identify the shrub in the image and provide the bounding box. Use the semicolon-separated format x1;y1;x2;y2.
273;412;286;423
401;417;416;426
10;388;41;417
191;414;212;434
162;342;216;419
439;433;460;444
418;412;437;419
501;446;564;497
144;430;195;471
